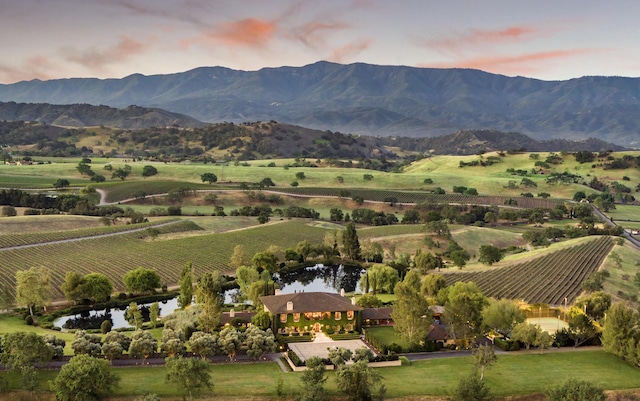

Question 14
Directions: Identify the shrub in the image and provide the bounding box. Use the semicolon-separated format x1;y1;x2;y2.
25;315;34;325
101;320;112;334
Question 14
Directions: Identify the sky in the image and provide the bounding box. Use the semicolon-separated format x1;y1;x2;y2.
1;0;639;84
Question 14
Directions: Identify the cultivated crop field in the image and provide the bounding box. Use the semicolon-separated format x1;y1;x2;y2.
443;236;614;305
0;219;331;299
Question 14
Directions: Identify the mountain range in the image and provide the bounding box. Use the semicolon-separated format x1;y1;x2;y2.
1;61;639;148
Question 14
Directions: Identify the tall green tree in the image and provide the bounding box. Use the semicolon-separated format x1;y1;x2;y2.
442;281;488;347
420;274;447;298
125;302;143;329
165;356;213;401
82;273;113;304
197;271;224;333
61;271;85;304
50;354;120;401
297;356;329;401
0;332;52;391
342;222;361;260
602;302;638;359
244;326;276;360
200;173;218;184
335;360;386;401
391;270;431;347
511;322;541;350
478;245;503;265
129;330;157;360
142;165;158;178
178;262;193;309
15;266;51;316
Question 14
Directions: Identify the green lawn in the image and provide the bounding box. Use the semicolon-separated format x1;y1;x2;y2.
3;350;640;399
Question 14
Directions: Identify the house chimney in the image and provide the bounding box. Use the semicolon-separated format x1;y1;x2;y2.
275;288;281;296
229;309;235;318
351;297;356;305
340;288;345;297
286;301;294;311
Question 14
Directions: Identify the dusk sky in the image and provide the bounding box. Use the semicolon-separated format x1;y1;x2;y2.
2;0;639;84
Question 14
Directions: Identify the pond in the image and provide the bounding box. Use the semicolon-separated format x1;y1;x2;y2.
53;264;363;330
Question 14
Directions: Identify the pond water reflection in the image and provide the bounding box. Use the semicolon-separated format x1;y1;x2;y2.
54;264;363;330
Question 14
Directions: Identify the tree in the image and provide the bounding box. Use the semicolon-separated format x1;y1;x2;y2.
71;330;102;357
478;245;503;265
414;251;443;273
0;332;52;390
252;251;279;273
481;298;525;336
82;273;113;304
201;173;218;184
328;347;353;367
218;327;243;361
602;302;638;359
178;262;193;309
534;330;553;354
149;302;159;329
125;302;144;328
424;220;451;238
567;313;598;347
189;331;220;359
574;291;611;321
197;271;225;333
15;266;51;316
359;264;400;295
142;165;158;178
342;222;361;260
111;167;130;180
473;344;497;380
1;205;17;217
510;322;540;350
356;293;383;308
451;370;491;401
446;241;470;268
335;360;386;401
546;378;605;401
161;328;186;357
165;355;213;401
244;326;276;360
391;270;431;347
442;282;487;347
230;244;248;269
53;178;70;189
129;330;157;360
123;267;161;294
51;354;120;401
420;274;447;298
62;271;85;304
298;356;329;401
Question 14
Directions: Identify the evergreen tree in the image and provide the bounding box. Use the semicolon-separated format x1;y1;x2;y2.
342;222;361;260
178;262;193;309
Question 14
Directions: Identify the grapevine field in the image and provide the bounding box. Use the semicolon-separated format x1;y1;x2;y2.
442;236;614;305
0;219;330;299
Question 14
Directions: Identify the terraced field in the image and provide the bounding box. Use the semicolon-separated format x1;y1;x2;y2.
442;236;614;305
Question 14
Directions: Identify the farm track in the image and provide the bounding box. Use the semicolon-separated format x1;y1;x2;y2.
442;236;614;305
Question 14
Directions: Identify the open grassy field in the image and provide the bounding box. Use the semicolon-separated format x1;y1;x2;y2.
2;152;639;202
602;240;640;302
1;349;639;400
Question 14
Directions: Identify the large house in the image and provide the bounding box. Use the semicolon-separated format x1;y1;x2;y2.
260;291;362;335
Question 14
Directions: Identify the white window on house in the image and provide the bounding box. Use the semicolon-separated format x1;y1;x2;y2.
280;313;287;323
334;311;341;320
347;310;354;320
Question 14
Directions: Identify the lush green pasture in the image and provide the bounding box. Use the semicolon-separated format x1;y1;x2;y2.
0;219;331;299
3;350;640;399
5;152;640;202
451;226;526;257
364;326;410;350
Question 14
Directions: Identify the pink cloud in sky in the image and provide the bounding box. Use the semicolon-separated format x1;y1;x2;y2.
422;48;597;76
181;17;277;49
0;56;54;83
424;25;544;55
328;39;372;63
64;36;149;72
